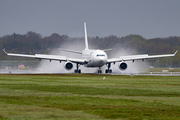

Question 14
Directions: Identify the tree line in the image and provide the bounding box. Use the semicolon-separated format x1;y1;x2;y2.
0;31;180;67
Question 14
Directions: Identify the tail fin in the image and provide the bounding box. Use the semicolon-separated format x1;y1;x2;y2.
84;22;89;50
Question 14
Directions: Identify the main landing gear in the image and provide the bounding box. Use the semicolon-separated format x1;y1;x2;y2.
74;63;112;74
74;63;81;73
105;63;112;73
97;63;112;74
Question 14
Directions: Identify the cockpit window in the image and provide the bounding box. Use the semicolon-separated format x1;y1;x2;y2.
97;54;105;57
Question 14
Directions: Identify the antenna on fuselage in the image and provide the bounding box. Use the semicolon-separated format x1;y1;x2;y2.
84;22;89;50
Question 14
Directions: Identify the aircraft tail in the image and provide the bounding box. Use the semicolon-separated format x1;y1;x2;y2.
84;22;89;50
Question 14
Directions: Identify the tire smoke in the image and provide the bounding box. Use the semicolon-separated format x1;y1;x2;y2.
36;40;148;74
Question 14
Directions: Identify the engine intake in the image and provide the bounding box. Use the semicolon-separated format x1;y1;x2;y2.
119;62;127;70
64;62;73;70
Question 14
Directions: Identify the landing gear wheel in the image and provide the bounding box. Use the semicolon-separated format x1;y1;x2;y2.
98;70;102;74
74;69;81;73
105;69;112;73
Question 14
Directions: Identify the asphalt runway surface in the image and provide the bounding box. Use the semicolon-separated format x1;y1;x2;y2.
1;68;180;76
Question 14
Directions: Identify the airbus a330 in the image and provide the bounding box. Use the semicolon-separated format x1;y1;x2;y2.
3;23;178;73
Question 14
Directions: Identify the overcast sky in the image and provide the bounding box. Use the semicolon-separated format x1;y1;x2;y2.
0;0;180;39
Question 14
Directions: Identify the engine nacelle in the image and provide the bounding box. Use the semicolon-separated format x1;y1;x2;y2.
119;62;127;70
64;62;73;70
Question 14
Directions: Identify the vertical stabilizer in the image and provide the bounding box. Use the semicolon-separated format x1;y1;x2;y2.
84;22;89;50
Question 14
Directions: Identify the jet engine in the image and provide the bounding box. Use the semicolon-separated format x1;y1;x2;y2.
119;62;127;70
64;62;73;70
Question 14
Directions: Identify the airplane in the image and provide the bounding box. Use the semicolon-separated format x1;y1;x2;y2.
3;22;178;73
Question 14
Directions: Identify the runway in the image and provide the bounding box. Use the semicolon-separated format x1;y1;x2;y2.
0;68;44;74
130;73;180;76
1;68;180;76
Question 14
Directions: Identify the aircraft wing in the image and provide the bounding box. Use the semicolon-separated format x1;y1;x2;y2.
3;49;85;64
107;50;178;63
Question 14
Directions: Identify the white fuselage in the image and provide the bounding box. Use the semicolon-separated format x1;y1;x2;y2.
82;49;108;67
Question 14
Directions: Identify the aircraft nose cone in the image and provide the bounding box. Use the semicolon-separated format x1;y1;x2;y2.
93;57;107;67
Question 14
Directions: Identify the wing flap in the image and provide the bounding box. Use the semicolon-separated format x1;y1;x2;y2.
107;51;178;63
68;58;85;63
4;49;85;64
6;52;67;61
6;53;37;58
35;54;67;61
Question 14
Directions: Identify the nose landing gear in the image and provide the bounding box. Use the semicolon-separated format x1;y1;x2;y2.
98;67;102;73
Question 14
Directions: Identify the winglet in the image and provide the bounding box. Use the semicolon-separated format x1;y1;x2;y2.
3;48;8;55
174;50;178;56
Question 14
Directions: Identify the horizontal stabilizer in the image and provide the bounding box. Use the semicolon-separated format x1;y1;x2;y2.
102;49;112;52
59;49;82;54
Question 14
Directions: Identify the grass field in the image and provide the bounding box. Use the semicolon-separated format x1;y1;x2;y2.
0;74;180;120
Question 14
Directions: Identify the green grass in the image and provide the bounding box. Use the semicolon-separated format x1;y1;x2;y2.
0;74;180;119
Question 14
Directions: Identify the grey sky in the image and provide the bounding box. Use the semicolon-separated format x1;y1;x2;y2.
0;0;180;39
